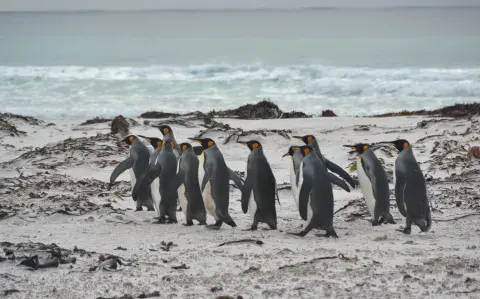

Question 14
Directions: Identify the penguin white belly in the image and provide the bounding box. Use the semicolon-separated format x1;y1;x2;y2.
128;168;136;190
177;184;188;216
302;196;314;230
150;178;161;217
356;157;376;219
203;181;217;219
289;160;299;208
392;160;396;188
245;163;257;221
198;152;205;189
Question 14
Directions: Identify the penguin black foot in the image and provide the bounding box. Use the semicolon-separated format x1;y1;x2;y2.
287;230;308;237
396;227;411;234
206;221;223;230
318;228;339;238
368;219;381;226
183;220;194;226
197;222;207;226
147;207;155;211
135;207;143;212
153;218;167;224
166;219;177;224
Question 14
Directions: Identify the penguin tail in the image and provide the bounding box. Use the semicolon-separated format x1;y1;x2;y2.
414;219;429;232
222;214;237;227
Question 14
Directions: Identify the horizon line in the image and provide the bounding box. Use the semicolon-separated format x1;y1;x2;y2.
1;5;480;13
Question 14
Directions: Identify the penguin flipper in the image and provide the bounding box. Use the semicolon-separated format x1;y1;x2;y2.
132;165;162;200
109;156;134;183
201;166;213;191
169;170;185;195
394;170;408;217
275;182;281;206
241;175;253;214
192;146;204;156
298;176;313;221
327;173;350;192
324;159;356;188
228;167;244;189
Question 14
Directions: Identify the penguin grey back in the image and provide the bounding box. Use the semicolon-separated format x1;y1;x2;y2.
178;147;205;213
396;147;430;226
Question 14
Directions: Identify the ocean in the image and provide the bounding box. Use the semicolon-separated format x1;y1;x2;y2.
1;7;480;120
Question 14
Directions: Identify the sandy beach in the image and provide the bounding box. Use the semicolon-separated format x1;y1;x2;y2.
1;107;479;299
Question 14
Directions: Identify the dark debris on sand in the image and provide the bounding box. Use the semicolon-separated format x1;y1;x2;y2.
374;102;480;118
214;99;310;119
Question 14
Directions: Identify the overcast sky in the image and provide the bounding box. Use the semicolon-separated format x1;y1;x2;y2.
1;0;478;11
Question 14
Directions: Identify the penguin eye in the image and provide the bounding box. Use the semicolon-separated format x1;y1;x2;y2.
363;144;369;152
128;136;134;144
207;140;214;148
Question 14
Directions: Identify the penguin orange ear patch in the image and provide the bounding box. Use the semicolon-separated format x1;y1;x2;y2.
252;142;259;150
363;144;369;152
163;128;169;135
292;146;298;151
181;144;187;151
307;136;313;143
402;142;409;149
207;140;214;148
128;136;134;144
304;147;311;155
156;140;163;149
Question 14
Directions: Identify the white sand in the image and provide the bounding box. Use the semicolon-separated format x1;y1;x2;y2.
1;114;479;299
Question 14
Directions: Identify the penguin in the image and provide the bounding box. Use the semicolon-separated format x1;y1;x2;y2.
292;145;338;237
293;134;356;188
282;145;351;210
108;135;155;212
132;140;178;224
188;137;244;229
168;142;207;226
157;124;182;159
137;136;164;217
380;139;431;234
238;140;278;230
343;143;396;226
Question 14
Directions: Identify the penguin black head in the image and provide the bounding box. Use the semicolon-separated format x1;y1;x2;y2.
282;145;300;157
237;140;261;151
180;143;192;152
158;125;173;137
299;145;313;157
140;136;164;149
292;134;315;145
188;137;215;149
343;143;370;155
122;135;136;145
381;139;410;152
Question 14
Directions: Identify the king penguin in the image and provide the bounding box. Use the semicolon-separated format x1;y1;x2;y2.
238;140;278;230
293;145;338;237
283;145;351;210
380;139;431;234
137;136;164;217
293;134;356;188
132;140;178;224
169;142;207;226
158;124;182;159
188;137;244;229
108;135;155;212
343;143;396;226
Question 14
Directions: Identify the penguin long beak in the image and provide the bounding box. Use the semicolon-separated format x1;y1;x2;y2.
292;135;303;140
281;152;289;158
342;145;357;154
137;135;151;142
377;141;395;147
237;141;247;145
